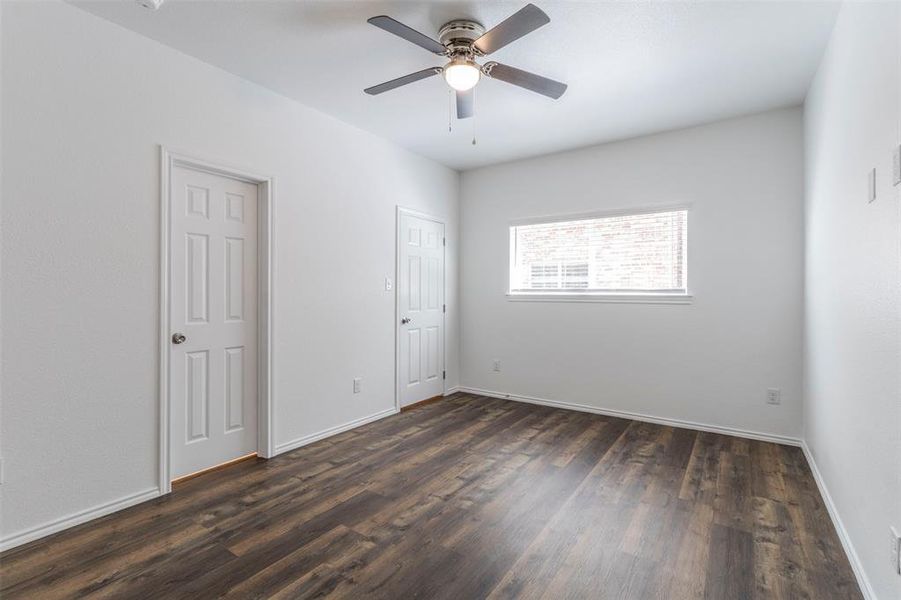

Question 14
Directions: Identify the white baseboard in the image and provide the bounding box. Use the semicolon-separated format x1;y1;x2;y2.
456;386;802;447
0;487;161;553
801;442;876;600
274;407;398;455
444;386;462;396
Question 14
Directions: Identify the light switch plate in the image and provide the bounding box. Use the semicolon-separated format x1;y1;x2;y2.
868;168;877;203
384;277;393;291
893;145;900;186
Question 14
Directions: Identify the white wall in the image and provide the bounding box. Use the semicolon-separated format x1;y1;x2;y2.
460;108;804;440
803;2;901;599
0;1;459;545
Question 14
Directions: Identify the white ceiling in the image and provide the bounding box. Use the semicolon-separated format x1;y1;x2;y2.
71;0;839;171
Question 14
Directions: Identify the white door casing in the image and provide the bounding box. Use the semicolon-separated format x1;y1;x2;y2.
169;165;258;479
397;210;445;407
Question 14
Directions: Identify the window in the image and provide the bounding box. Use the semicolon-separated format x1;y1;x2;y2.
509;208;689;301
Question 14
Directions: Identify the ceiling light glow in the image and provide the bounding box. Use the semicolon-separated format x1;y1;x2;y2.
444;59;480;91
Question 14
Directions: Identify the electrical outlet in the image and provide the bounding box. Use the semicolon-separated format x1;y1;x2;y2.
353;377;362;394
492;360;501;373
891;526;900;575
766;388;781;405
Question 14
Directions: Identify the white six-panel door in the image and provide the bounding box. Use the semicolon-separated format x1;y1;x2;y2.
398;212;445;407
170;166;258;479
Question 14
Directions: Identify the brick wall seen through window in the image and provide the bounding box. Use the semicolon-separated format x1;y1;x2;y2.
509;209;688;294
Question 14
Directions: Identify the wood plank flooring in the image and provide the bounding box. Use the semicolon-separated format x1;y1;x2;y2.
0;393;862;599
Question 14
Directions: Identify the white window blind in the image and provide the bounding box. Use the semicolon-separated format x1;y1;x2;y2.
509;209;688;295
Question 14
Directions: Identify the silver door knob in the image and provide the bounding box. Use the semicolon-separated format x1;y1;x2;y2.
401;317;412;325
172;333;186;344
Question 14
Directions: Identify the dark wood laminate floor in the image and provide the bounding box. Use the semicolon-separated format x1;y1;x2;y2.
0;393;862;599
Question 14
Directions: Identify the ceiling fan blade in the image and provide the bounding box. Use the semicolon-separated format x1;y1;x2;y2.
483;62;567;99
364;68;442;95
473;4;550;55
456;89;474;119
368;16;447;55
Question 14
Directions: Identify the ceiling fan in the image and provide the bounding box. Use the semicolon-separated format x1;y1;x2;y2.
364;3;567;120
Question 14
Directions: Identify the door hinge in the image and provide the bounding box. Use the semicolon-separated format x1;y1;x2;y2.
443;370;446;380
443;304;446;313
443;237;446;247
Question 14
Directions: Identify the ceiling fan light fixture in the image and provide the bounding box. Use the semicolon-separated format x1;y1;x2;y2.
364;4;568;118
443;58;480;91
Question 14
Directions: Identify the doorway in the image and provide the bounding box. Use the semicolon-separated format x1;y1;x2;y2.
159;149;273;492
396;208;446;409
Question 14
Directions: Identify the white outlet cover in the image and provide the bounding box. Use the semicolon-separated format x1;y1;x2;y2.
353;377;362;393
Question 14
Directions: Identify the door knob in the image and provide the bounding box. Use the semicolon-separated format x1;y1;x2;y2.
172;332;186;344
401;317;412;325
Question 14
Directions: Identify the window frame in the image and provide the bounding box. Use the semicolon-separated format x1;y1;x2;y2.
506;204;693;304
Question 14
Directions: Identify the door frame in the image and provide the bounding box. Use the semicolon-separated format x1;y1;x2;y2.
158;147;275;494
394;206;447;412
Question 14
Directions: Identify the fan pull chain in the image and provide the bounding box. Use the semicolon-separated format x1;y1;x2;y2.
448;90;453;133
472;112;477;146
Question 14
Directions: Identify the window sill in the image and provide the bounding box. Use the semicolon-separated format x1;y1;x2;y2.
506;292;694;305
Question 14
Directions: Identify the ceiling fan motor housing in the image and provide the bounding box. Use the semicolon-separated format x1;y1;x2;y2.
438;20;486;56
